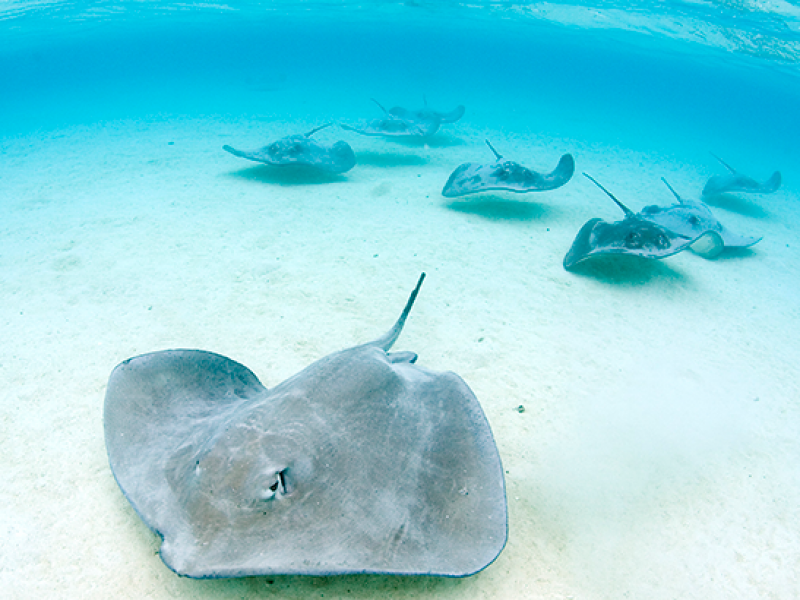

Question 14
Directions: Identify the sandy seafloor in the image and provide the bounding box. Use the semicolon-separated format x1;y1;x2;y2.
2;13;800;600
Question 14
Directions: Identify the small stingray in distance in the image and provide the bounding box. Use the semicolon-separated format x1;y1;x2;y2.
702;152;781;198
389;102;465;126
223;123;356;174
442;140;574;198
564;174;712;271
340;99;450;138
638;178;762;258
104;273;507;579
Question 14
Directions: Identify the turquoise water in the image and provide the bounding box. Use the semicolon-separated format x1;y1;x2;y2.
4;4;800;161
2;2;800;599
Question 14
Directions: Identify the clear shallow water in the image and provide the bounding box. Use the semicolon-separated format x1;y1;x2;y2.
2;2;800;599
4;2;800;163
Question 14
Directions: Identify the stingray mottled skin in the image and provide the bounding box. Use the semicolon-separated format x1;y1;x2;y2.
638;178;762;258
104;274;507;579
564;174;709;270
222;124;356;174
442;140;574;198
702;153;781;197
340;99;444;138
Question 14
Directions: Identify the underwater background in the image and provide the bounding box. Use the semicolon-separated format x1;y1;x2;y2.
2;1;800;598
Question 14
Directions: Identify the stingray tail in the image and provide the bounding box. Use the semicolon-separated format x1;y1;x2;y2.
304;123;332;137
710;152;737;174
660;177;683;202
371;98;390;115
374;273;426;351
485;139;503;161
583;173;635;217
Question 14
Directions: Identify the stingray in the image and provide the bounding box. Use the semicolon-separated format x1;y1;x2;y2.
637;178;762;258
340;99;443;138
702;152;781;197
441;140;575;198
104;273;507;579
222;124;356;174
388;102;465;125
564;174;713;270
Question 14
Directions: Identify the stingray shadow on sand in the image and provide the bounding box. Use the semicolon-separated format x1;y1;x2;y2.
386;133;466;149
701;192;771;219
225;164;349;185
565;253;691;286
445;195;558;221
354;151;429;168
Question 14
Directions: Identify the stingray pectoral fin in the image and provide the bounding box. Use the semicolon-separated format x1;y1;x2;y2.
563;218;603;270
223;145;250;159
437;105;466;123
441;162;474;198
764;171;782;192
689;231;725;259
544;154;575;189
327;141;357;173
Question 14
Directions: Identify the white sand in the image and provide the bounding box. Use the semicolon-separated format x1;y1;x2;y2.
2;78;800;600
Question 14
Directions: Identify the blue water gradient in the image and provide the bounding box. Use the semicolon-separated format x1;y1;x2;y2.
2;4;799;174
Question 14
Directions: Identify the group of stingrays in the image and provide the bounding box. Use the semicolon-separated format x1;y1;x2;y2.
222;98;781;271
102;101;783;581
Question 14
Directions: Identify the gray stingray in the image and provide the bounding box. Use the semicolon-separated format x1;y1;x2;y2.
389;103;465;125
104;273;507;579
222;124;356;174
442;140;575;198
702;153;781;197
340;99;443;138
637;178;762;258
564;174;713;270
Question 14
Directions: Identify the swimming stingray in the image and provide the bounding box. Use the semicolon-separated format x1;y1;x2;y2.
104;273;507;579
637;178;762;258
222;123;356;174
442;140;575;198
340;99;444;138
388;102;465;126
702;153;781;198
564;174;713;270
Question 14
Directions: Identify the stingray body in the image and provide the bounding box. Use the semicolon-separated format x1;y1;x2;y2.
340;99;444;138
638;178;762;258
104;274;507;579
442;140;574;198
702;153;781;197
564;174;706;270
223;124;356;174
389;104;465;125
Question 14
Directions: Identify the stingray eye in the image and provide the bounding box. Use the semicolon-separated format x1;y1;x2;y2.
688;215;700;226
258;468;293;501
625;231;642;249
655;233;669;249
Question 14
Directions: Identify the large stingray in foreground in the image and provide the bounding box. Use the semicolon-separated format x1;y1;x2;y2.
222;124;356;174
340;99;445;138
564;174;711;270
442;140;574;198
104;274;507;579
702;153;781;198
639;178;762;258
